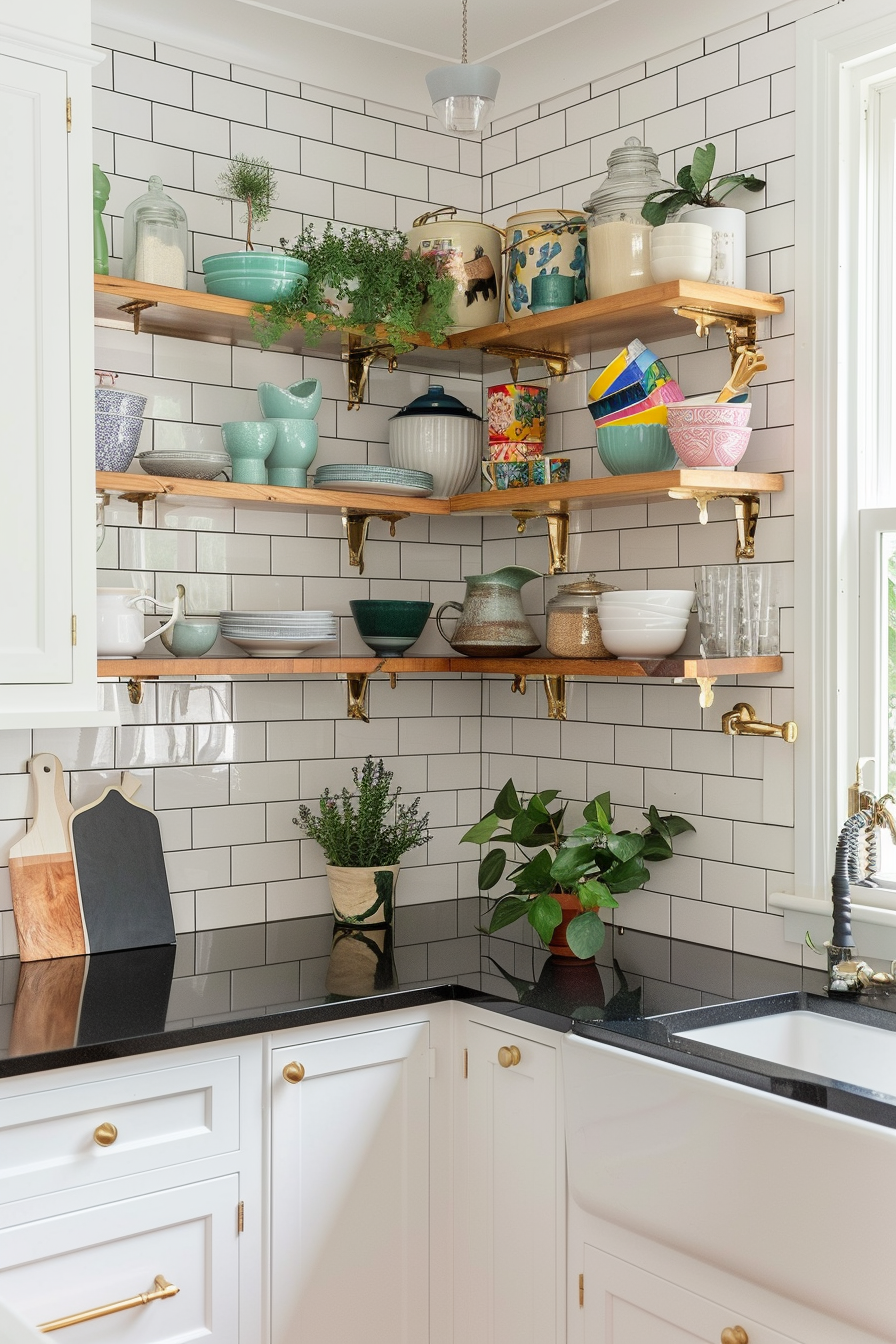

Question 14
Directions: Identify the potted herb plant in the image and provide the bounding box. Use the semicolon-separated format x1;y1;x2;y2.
462;780;694;960
252;222;455;353
641;142;765;289
201;154;308;303
294;757;430;927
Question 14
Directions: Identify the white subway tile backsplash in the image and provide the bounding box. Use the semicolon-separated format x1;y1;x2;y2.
113;52;192;107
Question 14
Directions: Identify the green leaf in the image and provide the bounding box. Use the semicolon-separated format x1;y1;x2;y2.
641;190;695;225
583;796;612;833
461;812;502;845
527;793;550;819
677;165;697;192
478;847;508;891
487;897;531;933
690;142;716;193
606;832;646;864
535;789;561;808
605;856;650;893
493;779;521;820
641;833;673;862
527;893;563;944
642;199;674;226
570;821;604;840
662;814;696;837
510;847;555;894
549;844;594;886
577;878;618;910
566;910;607;959
510;809;539;844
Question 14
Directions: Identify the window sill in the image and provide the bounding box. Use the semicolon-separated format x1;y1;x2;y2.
769;891;896;960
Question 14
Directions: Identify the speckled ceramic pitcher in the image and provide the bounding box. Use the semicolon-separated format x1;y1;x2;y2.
436;566;541;658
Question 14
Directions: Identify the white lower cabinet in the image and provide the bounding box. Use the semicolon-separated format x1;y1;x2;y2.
455;1017;564;1344
270;1020;432;1344
0;1174;239;1340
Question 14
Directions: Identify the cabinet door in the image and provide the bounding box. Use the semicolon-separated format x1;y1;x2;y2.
271;1021;430;1344
0;53;72;685
456;1021;561;1344
0;1174;239;1340
583;1246;800;1343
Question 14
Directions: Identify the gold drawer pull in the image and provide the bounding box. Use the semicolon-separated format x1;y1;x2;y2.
721;1329;748;1344
497;1045;521;1068
93;1122;117;1147
39;1274;178;1332
283;1061;305;1083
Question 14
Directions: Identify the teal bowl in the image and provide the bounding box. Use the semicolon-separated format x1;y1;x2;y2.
349;600;433;657
160;616;220;658
202;254;308;303
596;424;678;475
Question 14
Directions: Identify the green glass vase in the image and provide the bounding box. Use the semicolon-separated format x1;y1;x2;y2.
93;163;110;276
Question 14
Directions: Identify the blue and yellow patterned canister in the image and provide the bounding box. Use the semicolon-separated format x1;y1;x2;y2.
503;209;586;321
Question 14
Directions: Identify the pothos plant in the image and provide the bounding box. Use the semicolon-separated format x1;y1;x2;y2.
640;142;765;227
462;781;695;959
216;154;277;250
252;222;455;352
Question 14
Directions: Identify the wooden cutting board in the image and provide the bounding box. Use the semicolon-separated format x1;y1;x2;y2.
8;754;85;961
69;786;175;954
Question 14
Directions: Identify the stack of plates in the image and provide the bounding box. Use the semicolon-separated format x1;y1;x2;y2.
137;449;232;481
313;464;433;497
219;610;337;657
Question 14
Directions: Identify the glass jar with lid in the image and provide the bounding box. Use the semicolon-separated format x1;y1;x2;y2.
583;137;674;299
546;575;618;659
122;176;188;289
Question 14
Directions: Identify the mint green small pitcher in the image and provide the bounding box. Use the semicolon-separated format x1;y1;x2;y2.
436;566;541;658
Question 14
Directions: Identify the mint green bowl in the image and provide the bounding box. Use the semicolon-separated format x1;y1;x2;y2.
202;254;308;303
596;424;678;475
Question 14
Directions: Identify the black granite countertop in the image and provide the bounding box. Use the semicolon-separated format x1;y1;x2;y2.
0;898;841;1080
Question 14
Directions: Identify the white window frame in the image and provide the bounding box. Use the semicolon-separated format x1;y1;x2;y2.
796;1;896;905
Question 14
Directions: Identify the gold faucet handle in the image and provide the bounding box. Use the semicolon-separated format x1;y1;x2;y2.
721;703;797;744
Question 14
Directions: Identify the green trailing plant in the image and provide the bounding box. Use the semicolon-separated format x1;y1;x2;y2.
293;756;431;867
217;154;277;250
462;781;695;960
251;222;455;352
640;142;765;227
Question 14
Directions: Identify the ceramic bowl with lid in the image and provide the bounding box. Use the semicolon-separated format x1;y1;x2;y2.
388;384;482;497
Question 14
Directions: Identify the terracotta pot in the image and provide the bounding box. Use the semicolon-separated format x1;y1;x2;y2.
325;865;399;927
548;889;591;960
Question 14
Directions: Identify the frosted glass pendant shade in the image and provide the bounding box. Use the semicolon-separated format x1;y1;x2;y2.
426;63;499;133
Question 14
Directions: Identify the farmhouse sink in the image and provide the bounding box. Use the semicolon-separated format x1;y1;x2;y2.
563;993;896;1340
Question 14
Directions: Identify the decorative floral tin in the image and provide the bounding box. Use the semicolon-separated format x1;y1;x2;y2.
503;209;586;320
487;383;547;444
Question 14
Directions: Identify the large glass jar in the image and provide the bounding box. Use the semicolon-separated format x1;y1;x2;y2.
583;138;674;299
546;575;618;659
122;176;188;288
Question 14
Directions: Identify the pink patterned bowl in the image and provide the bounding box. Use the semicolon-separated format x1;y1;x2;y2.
667;423;752;468
666;402;752;429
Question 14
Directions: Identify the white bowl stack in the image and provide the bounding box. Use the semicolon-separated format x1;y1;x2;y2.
220;610;337;657
597;590;693;658
649;222;714;284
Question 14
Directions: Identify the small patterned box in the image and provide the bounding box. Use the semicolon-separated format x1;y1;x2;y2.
487;383;547;445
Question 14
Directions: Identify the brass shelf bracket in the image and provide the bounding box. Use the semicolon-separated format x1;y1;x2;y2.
695;676;716;709
344;662;385;721
667;487;718;526
126;675;158;705
734;495;761;560
117;298;158;336
511;673;527;695
119;490;160;525
511;511;570;574
543;674;567;720
673;306;759;371
343;511;409;575
722;701;797;743
342;332;401;408
480;344;569;383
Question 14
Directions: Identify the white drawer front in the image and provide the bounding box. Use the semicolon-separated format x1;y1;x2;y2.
0;1056;240;1203
0;1174;239;1341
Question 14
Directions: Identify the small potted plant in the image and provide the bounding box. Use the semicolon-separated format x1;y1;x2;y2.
641;143;765;289
202;154;308;303
462;780;694;960
294;757;430;927
252;221;455;353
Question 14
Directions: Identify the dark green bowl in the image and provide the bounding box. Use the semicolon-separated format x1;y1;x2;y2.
350;600;433;656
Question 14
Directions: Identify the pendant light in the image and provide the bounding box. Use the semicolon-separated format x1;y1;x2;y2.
425;0;499;135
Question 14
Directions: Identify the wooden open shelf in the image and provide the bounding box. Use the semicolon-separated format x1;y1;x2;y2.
99;656;782;680
96;471;450;516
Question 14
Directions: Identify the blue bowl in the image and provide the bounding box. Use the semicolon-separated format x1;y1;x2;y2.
596;424;678;475
202;254;308;303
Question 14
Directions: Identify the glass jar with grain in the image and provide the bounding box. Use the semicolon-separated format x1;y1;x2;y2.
546;575;618;659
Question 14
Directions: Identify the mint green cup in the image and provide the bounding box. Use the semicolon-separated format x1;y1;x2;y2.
596;424;677;475
264;418;319;487
221;421;277;484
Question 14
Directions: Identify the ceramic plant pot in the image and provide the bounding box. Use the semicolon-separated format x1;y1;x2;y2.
220;420;278;484
547;890;593;960
326;865;400;927
678;206;746;288
504;209;586;320
406;210;503;331
264;418;319;487
202;253;308;302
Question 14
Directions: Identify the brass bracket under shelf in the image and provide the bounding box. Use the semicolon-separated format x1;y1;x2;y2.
117;298;158;336
543;674;567;720
480;344;570;382
673;306;758;371
126;675;158;705
342;332;401;409
343;511;409;575
666;490;761;561
511;511;570;574
344;663;385;721
119;490;160;525
511;673;527;695
695;676;716;709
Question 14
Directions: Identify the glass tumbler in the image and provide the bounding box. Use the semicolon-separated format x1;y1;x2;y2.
695;565;778;657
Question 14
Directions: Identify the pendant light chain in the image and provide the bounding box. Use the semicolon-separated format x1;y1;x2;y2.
461;0;468;63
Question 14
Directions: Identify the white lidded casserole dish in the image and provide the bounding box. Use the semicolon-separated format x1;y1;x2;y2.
388;384;481;498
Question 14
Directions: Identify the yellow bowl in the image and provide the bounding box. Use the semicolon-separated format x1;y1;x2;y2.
590;404;669;428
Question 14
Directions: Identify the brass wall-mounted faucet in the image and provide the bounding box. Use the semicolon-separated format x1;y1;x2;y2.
721;702;797;743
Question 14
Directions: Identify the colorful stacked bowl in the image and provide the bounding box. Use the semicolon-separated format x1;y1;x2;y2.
666;402;752;469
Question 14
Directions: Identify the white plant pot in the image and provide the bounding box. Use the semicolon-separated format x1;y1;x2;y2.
389;416;481;497
679;206;746;288
326;864;400;927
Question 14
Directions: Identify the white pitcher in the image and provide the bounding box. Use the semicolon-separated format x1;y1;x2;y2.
96;587;182;658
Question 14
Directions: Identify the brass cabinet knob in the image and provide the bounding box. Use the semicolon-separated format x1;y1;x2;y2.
497;1045;521;1068
721;1329;748;1344
93;1121;118;1147
282;1061;305;1084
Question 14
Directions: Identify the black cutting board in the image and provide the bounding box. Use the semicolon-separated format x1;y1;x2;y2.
69;788;175;954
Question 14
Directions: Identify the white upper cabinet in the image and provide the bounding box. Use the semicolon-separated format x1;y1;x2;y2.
0;7;108;726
